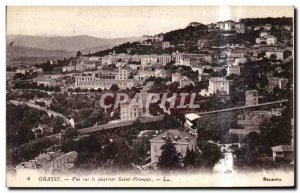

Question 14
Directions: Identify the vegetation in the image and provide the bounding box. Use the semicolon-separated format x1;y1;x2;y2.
157;138;182;171
7;104;66;148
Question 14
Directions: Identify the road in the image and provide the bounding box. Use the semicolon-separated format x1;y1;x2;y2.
9;100;74;128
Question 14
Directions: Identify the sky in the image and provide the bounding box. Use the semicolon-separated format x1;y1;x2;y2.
7;6;294;38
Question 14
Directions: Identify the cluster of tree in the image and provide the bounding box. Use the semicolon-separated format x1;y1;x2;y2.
7;104;47;148
13;72;37;80
7;89;49;101
7;104;68;148
196;112;239;142
14;81;61;92
163;24;208;45
157;139;223;171
68;87;103;93
7;137;58;166
89;41;170;57
203;68;227;77
234;108;292;168
35;58;71;72
240;17;293;27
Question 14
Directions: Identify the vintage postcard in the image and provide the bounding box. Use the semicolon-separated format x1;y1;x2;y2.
6;6;295;187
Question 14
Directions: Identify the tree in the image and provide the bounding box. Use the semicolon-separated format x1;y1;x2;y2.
198;141;223;168
220;69;227;77
270;54;277;60
54;86;61;92
74;87;81;92
38;83;45;90
76;51;82;58
234;132;260;166
52;116;65;134
63;127;78;139
110;84;119;92
183;148;196;168
259;109;292;147
157;138;182;170
98;138;133;170
132;136;151;165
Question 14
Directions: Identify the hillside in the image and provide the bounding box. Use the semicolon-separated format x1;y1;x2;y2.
90;23;209;56
6;35;144;54
163;24;208;45
6;45;74;66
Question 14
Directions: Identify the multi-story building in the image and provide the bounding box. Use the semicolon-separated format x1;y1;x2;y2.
74;68;129;90
266;50;284;60
271;145;294;162
140;54;172;69
260;31;270;37
33;75;61;87
158;54;172;66
245;90;259;106
149;129;198;163
15;151;78;176
7;71;16;80
235;22;245;33
126;79;139;89
198;73;211;82
216;21;225;30
208;77;230;95
256;34;277;45
227;65;241;75
141;55;158;69
267;77;288;91
16;67;31;74
175;52;212;66
179;76;194;88
155;69;167;78
101;53;117;65
120;88;150;120
224;20;235;31
264;24;272;31
172;73;182;82
197;39;210;49
188;22;202;27
265;35;277;45
162;41;171;49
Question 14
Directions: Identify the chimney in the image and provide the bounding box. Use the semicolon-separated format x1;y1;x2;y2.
174;136;179;141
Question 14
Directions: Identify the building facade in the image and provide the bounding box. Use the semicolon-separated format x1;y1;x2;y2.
149;129;198;163
208;77;230;94
245;90;259;106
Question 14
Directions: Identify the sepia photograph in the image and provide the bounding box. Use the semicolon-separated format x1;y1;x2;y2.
5;6;295;188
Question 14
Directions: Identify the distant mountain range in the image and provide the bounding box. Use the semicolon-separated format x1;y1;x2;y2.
6;45;74;58
6;35;144;61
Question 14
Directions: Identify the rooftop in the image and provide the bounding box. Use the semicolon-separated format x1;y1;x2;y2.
209;77;229;82
272;145;294;152
185;113;201;121
150;129;197;144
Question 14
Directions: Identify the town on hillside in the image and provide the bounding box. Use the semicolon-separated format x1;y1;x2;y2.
7;16;294;180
